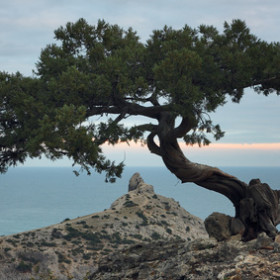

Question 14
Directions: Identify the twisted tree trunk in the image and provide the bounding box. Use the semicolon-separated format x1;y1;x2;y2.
148;113;280;240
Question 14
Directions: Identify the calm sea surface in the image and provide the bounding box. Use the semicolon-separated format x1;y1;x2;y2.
0;166;279;236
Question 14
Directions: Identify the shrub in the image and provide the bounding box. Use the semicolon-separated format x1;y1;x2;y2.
51;228;62;239
4;247;11;253
18;251;42;265
166;228;172;234
76;221;86;225
136;211;148;225
163;202;171;210
130;234;143;240
56;251;71;264
64;226;81;241
151;232;161;240
26;242;34;247
123;200;138;207
161;220;169;226
82;253;91;260
16;261;32;273
91;215;99;219
6;239;17;247
40;240;57;247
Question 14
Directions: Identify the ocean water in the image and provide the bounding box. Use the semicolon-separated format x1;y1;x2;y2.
0;166;279;236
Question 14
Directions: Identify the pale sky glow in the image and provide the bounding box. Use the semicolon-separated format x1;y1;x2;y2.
1;0;280;167
100;141;280;167
23;141;280;168
193;143;280;150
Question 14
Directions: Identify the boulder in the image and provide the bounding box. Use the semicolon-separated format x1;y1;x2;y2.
205;212;232;241
128;172;144;191
205;212;246;241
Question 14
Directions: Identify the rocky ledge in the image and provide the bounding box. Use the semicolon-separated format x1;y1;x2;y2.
91;234;280;280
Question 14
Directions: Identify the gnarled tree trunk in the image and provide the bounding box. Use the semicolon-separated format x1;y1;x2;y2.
148;113;280;240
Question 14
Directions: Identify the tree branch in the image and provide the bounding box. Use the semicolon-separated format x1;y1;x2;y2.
86;102;171;119
147;131;161;156
171;116;197;138
94;112;126;146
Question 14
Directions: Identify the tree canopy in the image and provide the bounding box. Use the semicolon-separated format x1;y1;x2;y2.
1;18;279;180
1;18;280;239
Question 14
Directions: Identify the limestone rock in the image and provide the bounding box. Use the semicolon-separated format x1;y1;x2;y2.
230;216;245;235
128;172;144;191
205;212;245;241
253;232;274;249
205;212;232;241
91;237;280;280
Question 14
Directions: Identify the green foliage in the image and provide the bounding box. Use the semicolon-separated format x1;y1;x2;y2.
166;228;172;234
1;18;280;178
123;200;138;207
151;232;161;240
56;251;71;264
40;240;57;247
136;211;148;225
16;261;33;273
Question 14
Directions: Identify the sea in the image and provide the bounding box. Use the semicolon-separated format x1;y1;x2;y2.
0;166;279;236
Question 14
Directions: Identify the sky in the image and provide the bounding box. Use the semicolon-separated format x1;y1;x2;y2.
1;0;280;167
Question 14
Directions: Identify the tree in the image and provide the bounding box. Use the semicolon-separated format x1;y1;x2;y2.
1;19;280;240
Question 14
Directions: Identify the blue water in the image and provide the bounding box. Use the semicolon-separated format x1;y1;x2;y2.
0;166;279;236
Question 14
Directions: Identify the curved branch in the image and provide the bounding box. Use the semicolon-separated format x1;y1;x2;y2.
156;118;280;238
159;135;245;207
156;112;246;213
171;116;197;138
147;131;161;156
86;102;171;119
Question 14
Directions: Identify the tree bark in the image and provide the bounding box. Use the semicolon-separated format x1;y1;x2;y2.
149;113;280;240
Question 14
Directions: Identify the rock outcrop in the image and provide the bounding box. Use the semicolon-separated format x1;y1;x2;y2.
0;173;207;279
91;235;280;280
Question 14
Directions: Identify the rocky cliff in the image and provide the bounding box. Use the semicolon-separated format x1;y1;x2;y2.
0;173;207;279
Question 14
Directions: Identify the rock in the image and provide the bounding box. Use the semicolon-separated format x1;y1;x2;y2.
91;237;280;280
128;172;144;191
275;234;280;244
135;182;154;194
205;212;246;241
205;212;232;241
230;217;245;236
273;234;280;252
128;172;154;193
253;232;274;249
